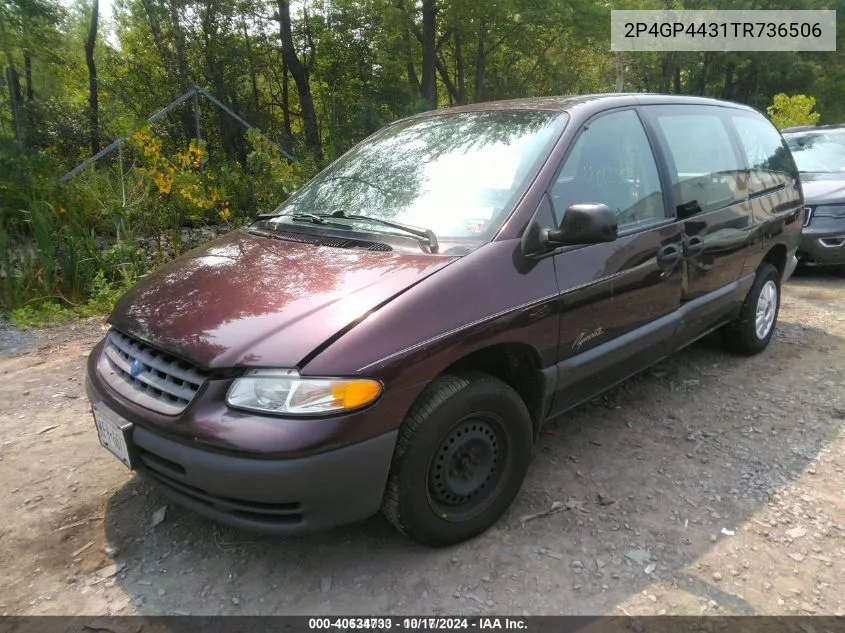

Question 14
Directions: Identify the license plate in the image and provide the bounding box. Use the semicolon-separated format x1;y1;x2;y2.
93;404;136;469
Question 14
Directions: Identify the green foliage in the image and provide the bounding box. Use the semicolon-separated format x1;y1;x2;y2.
767;93;822;130
9;301;77;328
2;0;844;327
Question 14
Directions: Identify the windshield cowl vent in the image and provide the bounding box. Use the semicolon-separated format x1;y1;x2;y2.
248;228;392;252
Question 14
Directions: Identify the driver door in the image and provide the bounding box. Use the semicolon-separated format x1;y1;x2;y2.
546;108;684;414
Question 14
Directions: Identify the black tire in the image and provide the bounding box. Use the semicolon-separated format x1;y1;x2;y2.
722;262;781;355
381;370;533;547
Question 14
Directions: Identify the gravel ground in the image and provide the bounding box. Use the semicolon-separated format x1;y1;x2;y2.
0;318;35;355
0;269;843;616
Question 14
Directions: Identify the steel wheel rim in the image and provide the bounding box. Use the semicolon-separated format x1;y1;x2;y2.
755;280;778;340
427;415;508;522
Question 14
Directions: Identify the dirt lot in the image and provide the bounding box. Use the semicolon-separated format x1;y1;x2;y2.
1;269;844;616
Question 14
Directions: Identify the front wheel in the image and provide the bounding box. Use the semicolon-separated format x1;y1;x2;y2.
381;371;533;547
722;262;781;355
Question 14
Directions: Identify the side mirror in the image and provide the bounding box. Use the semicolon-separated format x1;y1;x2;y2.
547;203;618;246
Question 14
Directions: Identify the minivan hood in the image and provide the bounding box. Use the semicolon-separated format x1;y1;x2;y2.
800;172;845;205
109;230;456;369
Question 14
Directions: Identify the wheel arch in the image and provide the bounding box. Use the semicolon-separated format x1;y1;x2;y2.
443;342;551;435
761;243;788;279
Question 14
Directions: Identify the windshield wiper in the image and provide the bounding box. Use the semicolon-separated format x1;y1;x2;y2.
259;212;351;229
328;211;439;252
291;212;328;224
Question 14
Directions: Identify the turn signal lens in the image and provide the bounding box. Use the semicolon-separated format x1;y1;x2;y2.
332;380;383;409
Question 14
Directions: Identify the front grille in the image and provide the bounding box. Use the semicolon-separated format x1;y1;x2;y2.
97;329;208;415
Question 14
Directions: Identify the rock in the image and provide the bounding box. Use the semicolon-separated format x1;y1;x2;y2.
644;564;656;575
597;493;615;506
157;589;166;597
720;528;736;536
231;596;240;606
451;556;458;564
786;527;807;539
713;571;723;582
95;563;126;579
789;553;805;563
150;505;167;528
625;549;651;565
571;560;583;569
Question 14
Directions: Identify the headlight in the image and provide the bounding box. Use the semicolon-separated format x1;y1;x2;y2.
226;369;382;416
814;204;845;219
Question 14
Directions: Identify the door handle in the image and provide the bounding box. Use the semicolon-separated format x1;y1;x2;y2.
656;244;682;269
684;236;705;257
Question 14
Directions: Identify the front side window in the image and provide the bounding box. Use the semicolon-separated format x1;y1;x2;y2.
731;114;798;196
550;109;665;232
269;110;567;246
784;128;845;174
651;107;745;218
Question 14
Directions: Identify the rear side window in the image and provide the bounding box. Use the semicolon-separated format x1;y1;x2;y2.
650;108;745;218
730;114;798;196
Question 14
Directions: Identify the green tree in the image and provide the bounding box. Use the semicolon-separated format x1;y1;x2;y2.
767;93;821;130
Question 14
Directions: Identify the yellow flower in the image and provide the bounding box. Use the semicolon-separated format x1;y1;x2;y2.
219;207;231;221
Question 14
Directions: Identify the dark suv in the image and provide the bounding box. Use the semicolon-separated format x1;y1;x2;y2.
86;94;802;547
782;124;845;270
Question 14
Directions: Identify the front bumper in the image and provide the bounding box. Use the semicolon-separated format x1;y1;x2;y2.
86;352;398;534
799;216;845;266
136;422;396;533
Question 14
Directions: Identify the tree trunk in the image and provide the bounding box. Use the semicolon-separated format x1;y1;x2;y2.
85;0;100;155
281;63;293;141
24;55;33;101
243;20;260;113
420;0;437;108
696;52;712;95
454;29;466;105
660;53;673;93
722;61;735;100
473;20;486;102
277;0;322;162
141;0;173;71
5;64;23;143
201;5;236;162
435;56;458;104
168;0;194;143
394;0;420;95
614;52;625;92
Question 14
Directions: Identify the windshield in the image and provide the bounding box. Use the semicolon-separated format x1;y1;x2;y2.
784;129;845;173
270;110;567;244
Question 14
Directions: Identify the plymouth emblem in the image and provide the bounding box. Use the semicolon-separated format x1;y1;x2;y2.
130;358;143;378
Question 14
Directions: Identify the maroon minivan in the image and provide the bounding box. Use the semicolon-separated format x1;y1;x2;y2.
86;94;802;546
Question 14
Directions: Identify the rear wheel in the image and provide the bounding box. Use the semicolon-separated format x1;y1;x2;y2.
381;371;533;547
722;262;781;355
